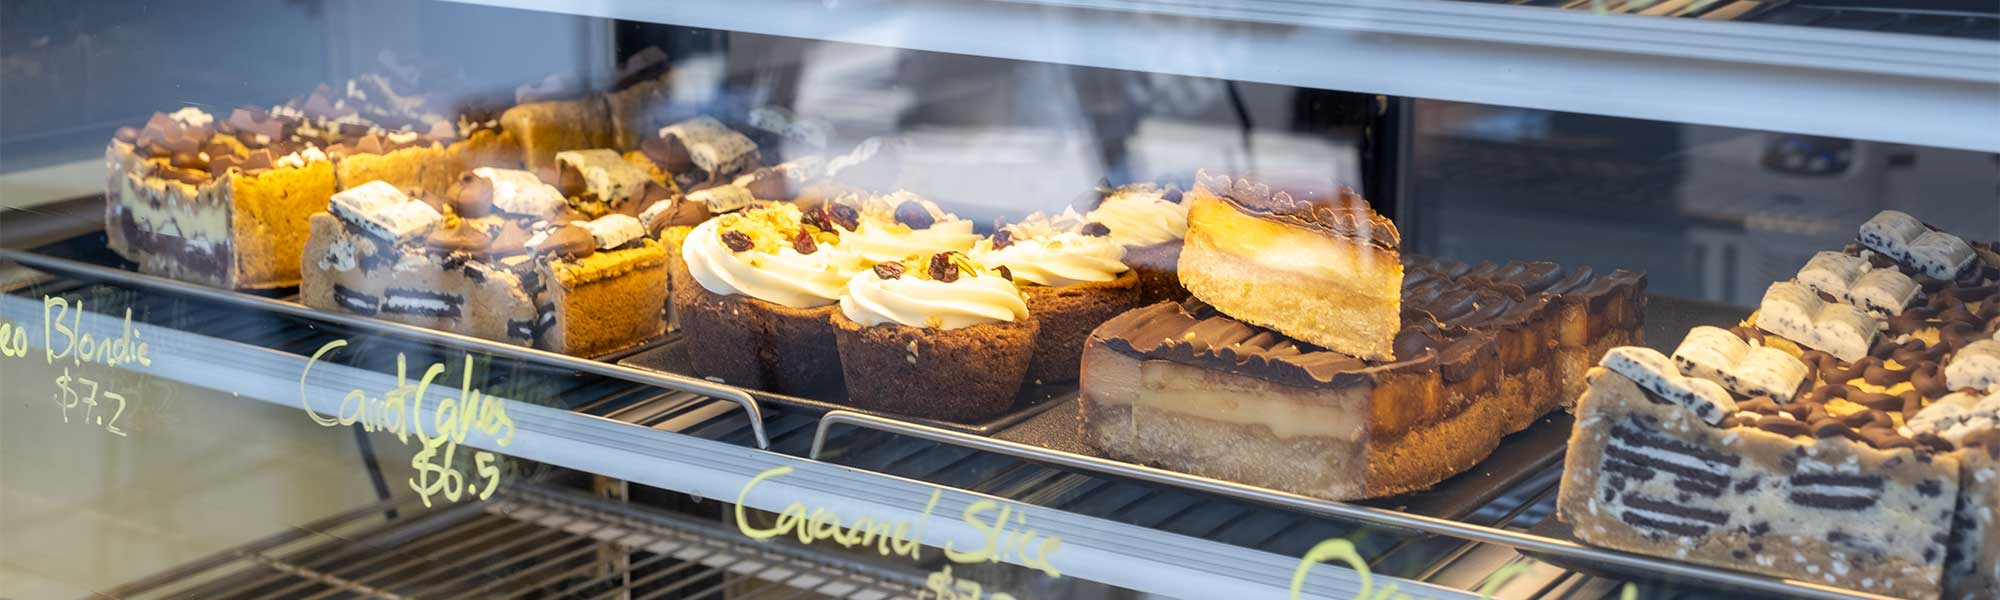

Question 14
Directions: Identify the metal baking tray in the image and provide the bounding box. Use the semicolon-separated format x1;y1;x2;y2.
617;338;1074;435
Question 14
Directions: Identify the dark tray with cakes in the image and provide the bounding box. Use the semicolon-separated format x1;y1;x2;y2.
617;337;1073;434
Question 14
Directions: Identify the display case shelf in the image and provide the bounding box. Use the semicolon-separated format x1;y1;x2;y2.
449;0;1999;151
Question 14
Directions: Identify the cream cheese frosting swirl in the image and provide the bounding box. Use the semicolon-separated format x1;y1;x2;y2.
1086;185;1186;247
684;215;859;308
840;192;980;263
971;230;1128;287
840;267;1028;330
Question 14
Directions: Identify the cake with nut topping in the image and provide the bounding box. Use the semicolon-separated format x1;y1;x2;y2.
834;252;1037;421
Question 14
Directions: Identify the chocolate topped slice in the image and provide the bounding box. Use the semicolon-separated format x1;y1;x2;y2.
1193;169;1399;250
1091;299;1494;389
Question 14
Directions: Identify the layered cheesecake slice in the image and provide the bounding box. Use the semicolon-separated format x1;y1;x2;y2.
1178;170;1403;360
1079;300;1502;500
105;108;336;289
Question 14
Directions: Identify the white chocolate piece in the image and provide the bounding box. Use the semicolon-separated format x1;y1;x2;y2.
1947;337;2000;392
329;181;439;242
1672;326;1745;385
1601;346;1737;424
1797;251;1866;299
1735;347;1809;403
556;149;653;204
1755;281;1877;362
1907;230;1975;280
1671;326;1807;402
688;185;755;213
1844;268;1918;317
657;117;760;180
1906;389;2000;443
365;201;442;243
1858;210;1926;262
474;167;567;219
579;214;646;250
328;180;408;230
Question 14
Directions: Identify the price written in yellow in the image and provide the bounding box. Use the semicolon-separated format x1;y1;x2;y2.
300;340;516;507
5;296;156;437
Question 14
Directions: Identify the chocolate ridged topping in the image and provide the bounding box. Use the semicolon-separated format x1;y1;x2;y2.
1193;169;1399;250
1092;300;1494;388
1403;269;1552;330
1406;256;1646;316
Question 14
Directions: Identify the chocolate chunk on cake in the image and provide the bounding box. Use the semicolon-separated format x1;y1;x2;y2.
1178;170;1403;360
1079;300;1504;500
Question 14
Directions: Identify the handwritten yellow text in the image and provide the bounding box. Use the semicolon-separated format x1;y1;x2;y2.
736;467;1063;578
1291;537;1640;599
41;296;151;368
301;340;515;506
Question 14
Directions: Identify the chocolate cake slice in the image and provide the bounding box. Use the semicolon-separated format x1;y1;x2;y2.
1079;300;1503;500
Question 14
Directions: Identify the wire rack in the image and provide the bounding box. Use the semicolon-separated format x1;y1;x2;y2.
96;484;927;600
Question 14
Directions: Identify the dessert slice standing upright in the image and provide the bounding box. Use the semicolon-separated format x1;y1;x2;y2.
834;252;1037;422
1178;169;1403;360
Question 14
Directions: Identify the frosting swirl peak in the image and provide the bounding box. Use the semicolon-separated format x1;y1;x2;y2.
685;208;862;308
840;256;1027;329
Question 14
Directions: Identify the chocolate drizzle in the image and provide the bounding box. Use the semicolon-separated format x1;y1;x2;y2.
1193;169;1399;250
1091;300;1494;388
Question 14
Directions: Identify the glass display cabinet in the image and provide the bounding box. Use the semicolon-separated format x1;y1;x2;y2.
2;1;1996;599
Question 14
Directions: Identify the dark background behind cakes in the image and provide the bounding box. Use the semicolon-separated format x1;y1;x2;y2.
3;0;1995;309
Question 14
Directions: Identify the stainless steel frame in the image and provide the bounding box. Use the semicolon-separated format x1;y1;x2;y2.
809;410;1899;600
0;247;772;449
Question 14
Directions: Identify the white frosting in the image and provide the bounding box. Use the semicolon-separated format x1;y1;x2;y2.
168;107;214;127
841;193;979;263
839;268;1027;330
579;214;645;249
556;149;652;203
329;181;439;242
1601;346;1737;424
1948;337;2000;392
1671;326;1808;403
683;217;856;308
474;167;567;219
970;230;1128;287
1086;186;1187;247
1756;281;1877;362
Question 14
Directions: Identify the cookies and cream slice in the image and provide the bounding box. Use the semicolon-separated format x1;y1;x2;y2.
683;204;862;308
840;252;1027;330
970;211;1129;287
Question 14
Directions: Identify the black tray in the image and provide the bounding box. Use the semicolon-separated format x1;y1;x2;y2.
995;399;1575;521
619;338;1074;435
